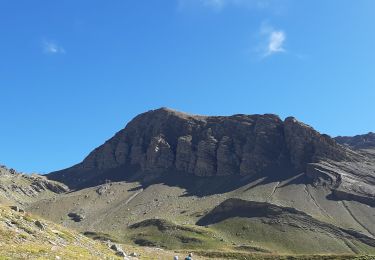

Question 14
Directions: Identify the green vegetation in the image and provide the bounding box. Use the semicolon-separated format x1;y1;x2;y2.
190;250;375;260
124;218;226;250
83;231;121;243
1;200;375;259
0;206;119;259
209;217;375;255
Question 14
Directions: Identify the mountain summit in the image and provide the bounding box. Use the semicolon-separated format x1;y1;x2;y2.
48;108;353;187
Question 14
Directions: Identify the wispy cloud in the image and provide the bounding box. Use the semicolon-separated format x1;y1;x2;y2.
178;0;273;11
201;0;226;10
42;40;65;54
258;23;286;57
267;30;286;55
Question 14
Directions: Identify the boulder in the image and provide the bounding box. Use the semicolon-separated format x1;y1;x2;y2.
35;220;46;230
68;212;85;222
110;243;127;257
10;205;25;213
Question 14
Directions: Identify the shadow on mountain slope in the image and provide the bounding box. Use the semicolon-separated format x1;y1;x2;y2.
48;162;306;197
196;198;375;251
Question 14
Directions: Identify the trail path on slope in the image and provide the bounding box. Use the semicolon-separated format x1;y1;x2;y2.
303;185;334;221
341;201;375;237
342;238;360;254
89;188;144;229
266;182;280;202
124;189;143;205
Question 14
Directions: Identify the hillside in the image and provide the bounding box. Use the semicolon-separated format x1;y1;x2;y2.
0;165;68;206
24;108;375;256
0;204;121;259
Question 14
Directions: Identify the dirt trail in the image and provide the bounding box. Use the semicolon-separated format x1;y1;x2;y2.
266;182;280;202
341;201;375;237
124;189;143;205
342;238;360;254
303;185;334;221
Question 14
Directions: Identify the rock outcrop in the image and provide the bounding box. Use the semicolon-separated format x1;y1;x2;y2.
284;117;350;172
48;108;357;188
0;165;69;205
335;132;375;150
306;159;375;206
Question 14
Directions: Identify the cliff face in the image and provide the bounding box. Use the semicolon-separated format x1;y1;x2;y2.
48;108;354;188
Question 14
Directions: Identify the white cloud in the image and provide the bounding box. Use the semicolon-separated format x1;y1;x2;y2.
258;23;286;57
267;30;286;54
42;40;65;54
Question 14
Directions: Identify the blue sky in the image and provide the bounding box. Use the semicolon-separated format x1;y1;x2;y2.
1;0;374;173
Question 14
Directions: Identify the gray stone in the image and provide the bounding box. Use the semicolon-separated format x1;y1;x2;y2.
216;136;239;176
146;135;174;170
175;135;194;173
67;212;85;222
194;133;218;176
35;220;46;230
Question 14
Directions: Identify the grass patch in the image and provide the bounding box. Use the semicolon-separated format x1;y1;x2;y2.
125;218;226;250
190;249;375;260
208;217;371;255
57;230;75;242
83;231;120;243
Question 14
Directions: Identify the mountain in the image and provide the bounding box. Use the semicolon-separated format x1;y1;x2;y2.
47;108;374;206
26;108;375;256
48;107;353;186
0;164;184;259
335;132;375;150
0;165;68;206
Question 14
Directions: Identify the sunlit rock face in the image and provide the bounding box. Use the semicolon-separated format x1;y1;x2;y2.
50;107;355;180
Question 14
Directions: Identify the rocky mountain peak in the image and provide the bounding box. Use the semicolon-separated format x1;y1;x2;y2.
48;108;356;188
